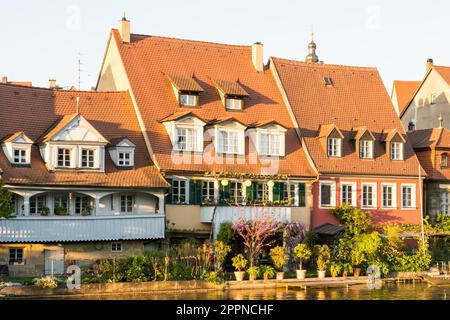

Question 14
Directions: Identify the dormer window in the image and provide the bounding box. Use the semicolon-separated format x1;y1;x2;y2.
214;79;249;111
219;129;239;154
167;74;204;108
390;142;404;160
179;93;199;107
57;148;71;167
260;132;281;156
118;151;132;166
248;120;287;157
13;149;27;164
327;138;341;157
225;97;243;111
209;118;246;155
2;131;33;166
176;127;197;151
161;111;205;153
359;140;373;159
81;149;95;168
441;153;448;168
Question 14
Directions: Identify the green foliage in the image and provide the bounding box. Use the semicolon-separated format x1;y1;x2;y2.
314;245;331;271
180;237;202;247
247;266;260;278
0;180;14;218
350;232;383;267
232;254;248;271
260;265;275;279
34;276;58;289
123;255;151;282
216;222;236;244
293;243;312;270
269;246;287;271
332;204;372;235
329;262;342;277
213;241;231;270
202;271;224;285
433;213;450;232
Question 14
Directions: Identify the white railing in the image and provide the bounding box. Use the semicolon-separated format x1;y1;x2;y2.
0;214;165;243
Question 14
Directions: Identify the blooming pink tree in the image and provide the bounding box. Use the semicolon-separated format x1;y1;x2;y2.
232;206;282;267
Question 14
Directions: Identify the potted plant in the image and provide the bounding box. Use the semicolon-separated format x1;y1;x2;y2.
269;246;287;280
39;206;50;216
247;266;260;281
342;263;353;278
232;254;247;282
293;243;312;280
54;206;68;216
350;246;364;279
81;204;93;216
330;262;342;278
315;244;331;279
260;265;275;281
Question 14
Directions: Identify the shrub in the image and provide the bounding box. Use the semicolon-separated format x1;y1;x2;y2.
315;245;331;271
202;271;224;285
269;246;287;271
232;254;247;271
329;262;342;277
434;213;450;232
293;243;312;270
247;266;260;279
332;204;372;235
260;265;275;279
34;276;58;289
216;222;236;244
213;241;231;270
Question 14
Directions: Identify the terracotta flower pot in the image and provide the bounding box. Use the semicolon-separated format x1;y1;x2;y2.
276;272;284;280
263;274;269;281
234;271;245;282
318;270;326;279
296;269;307;280
354;268;361;278
249;274;256;281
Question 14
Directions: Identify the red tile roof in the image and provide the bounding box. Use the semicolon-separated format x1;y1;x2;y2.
434;65;450;85
392;80;421;115
0;83;168;188
109;30;315;178
271;57;423;177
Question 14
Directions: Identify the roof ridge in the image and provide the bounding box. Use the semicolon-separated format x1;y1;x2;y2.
271;56;378;72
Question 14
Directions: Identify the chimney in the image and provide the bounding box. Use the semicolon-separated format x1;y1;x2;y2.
48;79;57;89
252;42;264;73
2;76;8;84
426;58;433;74
119;15;131;44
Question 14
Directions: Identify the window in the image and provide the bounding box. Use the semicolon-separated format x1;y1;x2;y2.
30;195;46;215
441;153;448;168
260;133;281;156
54;194;68;213
362;184;376;208
408;121;415;132
382;184;396;208
172;179;186;204
401;185;415;209
81;149;95;168
118;151;132;166
176;127;197;151
255;182;269;203
219;130;239;154
75;195;90;215
327;138;341;157
323;76;333;86
390;142;403;160
230;181;243;204
225;98;243;110
320;182;335;207
441;192;449;215
9;248;24;265
202;181;215;202
57;148;71;167
282;183;297;204
359;140;373;159
120;195;134;213
111;242;122;253
341;183;355;206
13;149;27;164
179;94;197;107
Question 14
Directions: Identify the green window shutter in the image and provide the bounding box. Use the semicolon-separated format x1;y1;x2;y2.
246;182;254;203
219;184;231;203
189;180;196;204
273;182;283;202
252;182;258;201
195;180;203;204
298;183;306;207
166;179;173;204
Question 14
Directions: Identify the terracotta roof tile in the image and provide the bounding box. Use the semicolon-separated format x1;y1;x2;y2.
392;80;421;115
214;79;249;96
434;65;450;85
166;74;204;92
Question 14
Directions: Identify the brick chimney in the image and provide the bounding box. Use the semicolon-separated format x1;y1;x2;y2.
119;15;130;44
252;42;264;73
426;58;433;74
2;76;8;84
48;79;57;89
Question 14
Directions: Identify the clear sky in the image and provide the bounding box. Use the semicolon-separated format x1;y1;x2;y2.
1;0;449;92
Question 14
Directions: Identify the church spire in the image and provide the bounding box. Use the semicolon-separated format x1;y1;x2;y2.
305;32;319;63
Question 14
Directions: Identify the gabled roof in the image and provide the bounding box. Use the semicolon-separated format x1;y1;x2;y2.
391;80;421;115
434;65;450;85
381;128;406;143
318;124;344;139
103;30;315;177
159;110;207;124
351;126;375;141
166;74;204;92
248;120;288;130
407;127;450;150
0;84;168;188
109;137;136;147
206;116;247;128
271;57;423;177
214;79;249;97
1;131;34;144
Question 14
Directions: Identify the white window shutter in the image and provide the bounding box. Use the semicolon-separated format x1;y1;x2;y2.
279;133;285;156
196;127;203;152
238;130;245;155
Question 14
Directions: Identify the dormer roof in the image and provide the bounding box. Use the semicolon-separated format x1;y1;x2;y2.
352;126;375;141
381;128;406;143
318;124;344;139
1;131;34;144
248;120;288;130
214;79;249;97
159;110;206;124
206;116;247;128
167;74;204;92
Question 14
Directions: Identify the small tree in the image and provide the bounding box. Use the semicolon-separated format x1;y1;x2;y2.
332;204;372;235
293;243;312;270
315;244;331;271
0;179;14;219
213;241;231;271
232;254;248;271
232;207;281;267
269;246;287;271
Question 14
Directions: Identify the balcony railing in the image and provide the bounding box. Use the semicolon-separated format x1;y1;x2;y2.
0;214;165;243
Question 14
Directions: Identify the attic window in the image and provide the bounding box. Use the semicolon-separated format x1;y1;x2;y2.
441;153;448;168
179;93;199;107
225;97;243;110
324;77;333;86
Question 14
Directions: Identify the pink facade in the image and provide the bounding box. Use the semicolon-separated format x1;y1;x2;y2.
312;177;423;228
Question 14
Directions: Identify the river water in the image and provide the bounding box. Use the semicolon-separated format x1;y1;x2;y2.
34;282;448;300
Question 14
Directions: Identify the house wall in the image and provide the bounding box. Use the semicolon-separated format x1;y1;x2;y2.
312;177;422;228
166;205;210;232
401;69;450;130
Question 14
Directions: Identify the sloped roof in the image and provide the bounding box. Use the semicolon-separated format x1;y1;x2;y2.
318;124;344;139
0;84;168;188
1;131;34;143
166;74;204;92
271;57;423;177
392;80;421;115
407;127;450;149
352;126;375;141
434;65;450;85
107;30;315;177
214;79;249;96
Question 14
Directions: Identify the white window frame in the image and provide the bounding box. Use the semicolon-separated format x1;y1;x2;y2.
390;142;404;160
327;138;341;157
117;150;133;166
202;180;216;202
12;148;28;164
359;140;373;159
361;183;377;209
401;184;416;209
175;126;197;151
381;183;397;209
9;247;24;265
111;242;123;253
179;93;198;107
219;129;241;154
120;194;134;213
171;178;188;204
319;181;336;208
441;191;449;215
259;132;284;156
340;182;357;207
225;97;243;110
80;148;96;168
57;147;72;168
